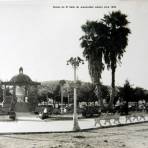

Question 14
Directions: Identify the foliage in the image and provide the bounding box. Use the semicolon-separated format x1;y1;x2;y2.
101;11;131;107
28;86;39;111
117;81;148;103
38;80;148;108
133;87;146;102
118;80;133;102
80;11;131;109
0;86;3;102
77;82;97;103
80;20;109;108
101;85;110;103
37;87;49;102
80;21;108;83
59;80;66;86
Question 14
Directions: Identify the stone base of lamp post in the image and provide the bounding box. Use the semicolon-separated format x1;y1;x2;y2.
73;113;80;131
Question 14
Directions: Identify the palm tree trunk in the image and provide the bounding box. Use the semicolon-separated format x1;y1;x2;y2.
88;54;104;109
96;84;104;109
109;66;116;109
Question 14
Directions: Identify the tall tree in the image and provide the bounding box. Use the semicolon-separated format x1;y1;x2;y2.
59;80;66;113
53;84;61;107
28;86;39;111
134;87;145;102
119;80;133;114
102;11;131;108
80;21;109;108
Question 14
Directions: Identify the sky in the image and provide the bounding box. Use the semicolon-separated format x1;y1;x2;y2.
0;0;147;89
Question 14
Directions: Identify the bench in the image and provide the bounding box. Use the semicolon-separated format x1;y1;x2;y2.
125;113;146;123
94;113;120;126
132;113;145;121
125;115;133;123
95;112;146;126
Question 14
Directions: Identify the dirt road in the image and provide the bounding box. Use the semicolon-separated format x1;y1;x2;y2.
0;122;148;148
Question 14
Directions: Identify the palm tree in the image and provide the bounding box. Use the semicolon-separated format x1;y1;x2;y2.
80;21;109;108
102;11;131;108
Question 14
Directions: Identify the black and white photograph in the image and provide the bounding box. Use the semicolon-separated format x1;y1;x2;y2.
0;0;147;147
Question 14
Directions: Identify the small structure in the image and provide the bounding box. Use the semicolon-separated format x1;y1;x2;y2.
1;67;41;112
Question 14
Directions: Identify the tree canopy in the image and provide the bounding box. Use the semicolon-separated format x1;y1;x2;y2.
80;11;131;109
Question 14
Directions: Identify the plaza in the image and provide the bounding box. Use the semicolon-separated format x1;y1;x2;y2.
0;112;147;134
0;0;147;147
0;122;148;148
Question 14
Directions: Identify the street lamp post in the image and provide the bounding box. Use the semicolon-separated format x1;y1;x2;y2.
59;80;66;114
67;56;84;131
60;85;64;114
65;83;70;106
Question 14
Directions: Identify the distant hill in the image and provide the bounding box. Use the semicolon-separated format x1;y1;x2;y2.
41;80;91;87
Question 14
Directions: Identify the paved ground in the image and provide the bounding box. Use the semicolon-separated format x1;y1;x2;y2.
0;113;147;134
0;122;148;148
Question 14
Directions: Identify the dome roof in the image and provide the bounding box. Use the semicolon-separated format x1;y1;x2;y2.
10;67;32;84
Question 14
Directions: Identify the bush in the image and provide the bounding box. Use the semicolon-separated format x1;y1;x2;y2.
81;106;101;118
52;108;61;115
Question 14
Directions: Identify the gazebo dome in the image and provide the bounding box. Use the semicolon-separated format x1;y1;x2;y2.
10;67;32;84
